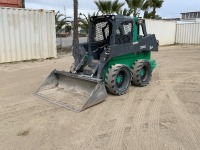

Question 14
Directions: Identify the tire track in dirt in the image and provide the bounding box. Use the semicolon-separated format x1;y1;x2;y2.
71;97;115;150
106;85;159;150
157;73;200;149
121;90;145;150
84;84;159;150
80;85;156;150
154;73;200;148
98;89;137;150
125;85;160;150
0;102;56;122
146;91;165;150
0;93;42;110
83;89;141;150
0;82;40;98
73;86;154;150
124;73;197;150
0;92;65;123
165;85;200;149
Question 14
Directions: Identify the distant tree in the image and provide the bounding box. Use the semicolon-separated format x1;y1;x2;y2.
144;10;152;18
125;0;148;17
94;0;125;15
143;0;164;19
73;0;79;45
118;8;134;16
55;11;71;35
149;0;164;19
155;15;162;19
79;12;99;34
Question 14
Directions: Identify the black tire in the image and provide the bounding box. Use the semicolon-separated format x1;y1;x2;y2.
131;60;152;87
105;64;131;95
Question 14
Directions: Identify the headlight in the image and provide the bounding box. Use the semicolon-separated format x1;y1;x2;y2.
111;16;115;20
137;19;143;24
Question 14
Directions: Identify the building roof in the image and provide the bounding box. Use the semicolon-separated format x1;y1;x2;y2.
181;11;200;14
163;18;181;21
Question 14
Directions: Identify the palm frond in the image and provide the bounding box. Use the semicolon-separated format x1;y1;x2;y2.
94;0;124;15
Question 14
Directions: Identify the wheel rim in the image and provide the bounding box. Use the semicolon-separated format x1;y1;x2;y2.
140;66;148;81
116;72;124;88
116;69;130;90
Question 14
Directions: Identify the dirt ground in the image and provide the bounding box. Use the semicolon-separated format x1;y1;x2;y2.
0;45;200;150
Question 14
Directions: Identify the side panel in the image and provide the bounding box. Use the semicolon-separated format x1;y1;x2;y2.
133;18;139;42
104;51;156;79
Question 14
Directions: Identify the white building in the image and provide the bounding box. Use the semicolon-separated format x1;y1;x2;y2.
181;11;200;23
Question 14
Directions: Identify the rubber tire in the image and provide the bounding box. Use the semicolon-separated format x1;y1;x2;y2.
105;64;131;95
131;60;152;87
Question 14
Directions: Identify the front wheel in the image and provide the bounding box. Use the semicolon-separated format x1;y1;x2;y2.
105;64;131;95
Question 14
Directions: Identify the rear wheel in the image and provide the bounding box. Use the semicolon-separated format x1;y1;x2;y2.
105;64;131;95
131;60;152;87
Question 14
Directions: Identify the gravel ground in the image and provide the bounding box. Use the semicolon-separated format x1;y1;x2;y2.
0;45;200;150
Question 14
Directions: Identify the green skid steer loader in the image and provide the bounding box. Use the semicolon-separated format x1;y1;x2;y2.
36;15;158;112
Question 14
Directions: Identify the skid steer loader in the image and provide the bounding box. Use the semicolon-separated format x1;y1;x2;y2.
36;15;158;112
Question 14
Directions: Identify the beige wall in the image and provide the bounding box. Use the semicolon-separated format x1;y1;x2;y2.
145;19;176;46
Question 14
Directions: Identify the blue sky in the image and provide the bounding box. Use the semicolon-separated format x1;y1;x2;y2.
26;0;200;18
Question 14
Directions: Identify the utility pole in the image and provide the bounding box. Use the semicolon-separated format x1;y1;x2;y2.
64;6;66;18
73;0;79;46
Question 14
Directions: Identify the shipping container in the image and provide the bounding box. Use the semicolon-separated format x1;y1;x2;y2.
0;0;24;8
0;7;57;63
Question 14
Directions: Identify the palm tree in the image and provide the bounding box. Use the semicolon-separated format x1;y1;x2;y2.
73;0;79;46
55;11;71;35
149;0;164;19
143;0;163;19
125;0;148;17
144;10;152;18
94;0;125;15
118;8;134;16
79;12;99;34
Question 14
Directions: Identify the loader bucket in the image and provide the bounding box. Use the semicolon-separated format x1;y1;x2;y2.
35;70;107;112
